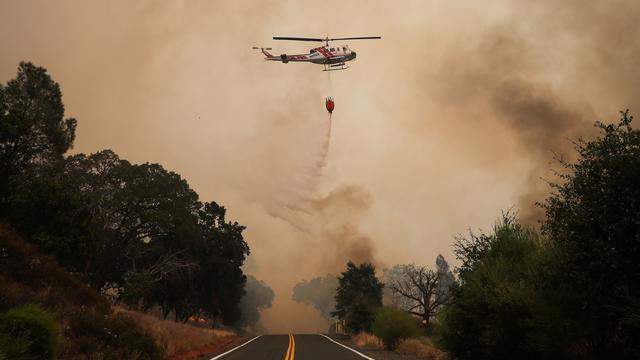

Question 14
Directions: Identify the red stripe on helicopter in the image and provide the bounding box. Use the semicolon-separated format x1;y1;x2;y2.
315;47;333;58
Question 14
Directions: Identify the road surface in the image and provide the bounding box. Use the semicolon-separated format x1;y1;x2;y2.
212;334;374;360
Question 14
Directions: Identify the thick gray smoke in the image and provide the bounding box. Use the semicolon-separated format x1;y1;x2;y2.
430;28;593;224
308;185;378;270
4;0;640;332
425;1;640;223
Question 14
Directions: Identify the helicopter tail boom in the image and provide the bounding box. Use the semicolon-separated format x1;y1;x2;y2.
252;47;275;59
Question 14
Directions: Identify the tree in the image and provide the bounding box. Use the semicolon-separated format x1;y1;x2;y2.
0;61;252;328
333;261;383;333
388;257;455;328
0;62;76;211
435;255;456;305
292;275;339;319
542;110;640;358
438;213;554;360
237;275;274;331
382;265;416;311
192;201;249;325
10;150;204;292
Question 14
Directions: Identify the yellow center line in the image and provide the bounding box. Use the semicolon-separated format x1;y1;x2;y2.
284;334;292;360
284;334;295;360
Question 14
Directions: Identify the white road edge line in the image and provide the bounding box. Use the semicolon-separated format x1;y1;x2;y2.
319;334;376;360
210;335;261;359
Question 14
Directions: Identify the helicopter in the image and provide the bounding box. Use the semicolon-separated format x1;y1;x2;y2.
253;35;381;71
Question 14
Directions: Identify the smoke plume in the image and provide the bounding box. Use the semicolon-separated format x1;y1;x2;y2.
3;0;640;332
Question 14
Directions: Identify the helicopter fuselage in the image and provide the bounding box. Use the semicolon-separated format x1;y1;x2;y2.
254;35;379;71
260;45;356;65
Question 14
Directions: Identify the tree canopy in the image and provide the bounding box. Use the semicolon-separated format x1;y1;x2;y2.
439;214;551;360
0;62;252;326
333;261;384;333
542;110;640;357
439;112;640;359
0;62;76;212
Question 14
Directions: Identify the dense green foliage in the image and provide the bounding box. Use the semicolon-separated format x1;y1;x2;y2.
333;261;384;333
0;304;61;360
373;306;420;350
541;110;640;358
438;215;552;359
0;62;76;211
0;62;251;325
439;112;640;359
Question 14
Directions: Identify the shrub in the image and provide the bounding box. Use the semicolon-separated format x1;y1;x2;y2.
0;304;61;359
64;310;165;360
373;306;420;350
397;337;448;360
0;332;31;360
115;306;235;356
351;332;383;349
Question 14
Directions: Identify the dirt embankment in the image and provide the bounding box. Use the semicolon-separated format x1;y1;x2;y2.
0;222;239;359
115;307;239;359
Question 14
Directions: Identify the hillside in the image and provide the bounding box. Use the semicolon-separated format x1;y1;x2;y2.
0;223;236;359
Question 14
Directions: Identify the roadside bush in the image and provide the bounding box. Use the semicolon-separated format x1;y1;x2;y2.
351;332;383;349
115;306;236;356
0;304;61;359
373;306;420;350
397;337;448;360
0;332;31;360
64;310;165;360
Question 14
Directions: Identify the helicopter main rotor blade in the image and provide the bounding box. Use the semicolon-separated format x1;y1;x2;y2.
329;36;382;41
273;36;325;42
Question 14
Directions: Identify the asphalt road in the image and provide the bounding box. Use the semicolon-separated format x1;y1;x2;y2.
212;334;373;360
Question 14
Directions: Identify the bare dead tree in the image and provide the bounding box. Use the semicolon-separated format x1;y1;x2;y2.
389;264;452;327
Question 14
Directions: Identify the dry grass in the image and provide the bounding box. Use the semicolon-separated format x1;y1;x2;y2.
396;337;448;360
351;332;384;349
114;307;236;357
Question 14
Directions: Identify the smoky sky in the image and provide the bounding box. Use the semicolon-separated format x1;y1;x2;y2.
2;0;639;333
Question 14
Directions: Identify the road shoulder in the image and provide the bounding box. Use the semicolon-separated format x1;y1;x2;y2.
191;335;253;360
329;335;423;360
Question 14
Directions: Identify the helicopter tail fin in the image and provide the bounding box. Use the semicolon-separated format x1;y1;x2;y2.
253;47;274;59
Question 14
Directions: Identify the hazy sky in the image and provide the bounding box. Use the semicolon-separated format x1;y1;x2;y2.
2;0;639;333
